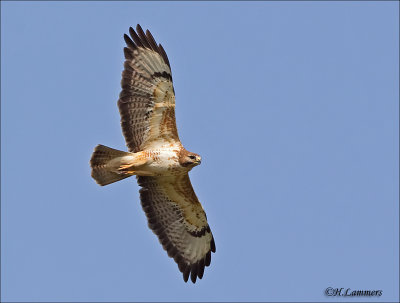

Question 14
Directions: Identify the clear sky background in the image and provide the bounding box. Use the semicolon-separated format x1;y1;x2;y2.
1;1;399;302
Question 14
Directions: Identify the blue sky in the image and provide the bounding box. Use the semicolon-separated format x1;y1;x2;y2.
1;1;399;302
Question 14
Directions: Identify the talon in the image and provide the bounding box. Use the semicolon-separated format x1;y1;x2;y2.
119;169;136;175
125;171;136;175
118;164;134;171
117;164;137;175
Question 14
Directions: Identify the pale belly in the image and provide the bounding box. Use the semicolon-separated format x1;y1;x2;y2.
134;149;183;176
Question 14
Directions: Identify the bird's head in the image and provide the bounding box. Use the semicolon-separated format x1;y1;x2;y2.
179;150;201;168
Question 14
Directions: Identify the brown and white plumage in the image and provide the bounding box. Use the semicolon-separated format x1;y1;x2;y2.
138;174;215;283
90;25;215;283
119;25;178;153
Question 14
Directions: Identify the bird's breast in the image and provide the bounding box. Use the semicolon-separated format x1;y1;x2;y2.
145;148;185;175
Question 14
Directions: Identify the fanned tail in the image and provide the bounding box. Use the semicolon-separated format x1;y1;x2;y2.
90;144;133;186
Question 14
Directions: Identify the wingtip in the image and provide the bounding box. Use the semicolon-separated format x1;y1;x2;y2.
205;251;211;267
183;267;190;282
136;23;144;33
211;236;216;253
128;27;135;39
197;259;205;279
190;264;198;283
123;34;135;49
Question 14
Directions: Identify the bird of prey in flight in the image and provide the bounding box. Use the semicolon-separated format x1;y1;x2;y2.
90;24;215;283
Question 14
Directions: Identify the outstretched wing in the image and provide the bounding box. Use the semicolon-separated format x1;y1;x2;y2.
118;24;180;153
137;174;216;283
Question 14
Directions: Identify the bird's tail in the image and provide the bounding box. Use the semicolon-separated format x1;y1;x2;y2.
90;144;135;186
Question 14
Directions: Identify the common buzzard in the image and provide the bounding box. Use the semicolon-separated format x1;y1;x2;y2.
90;25;215;283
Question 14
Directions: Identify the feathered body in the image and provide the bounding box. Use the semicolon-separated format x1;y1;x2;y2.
90;25;215;283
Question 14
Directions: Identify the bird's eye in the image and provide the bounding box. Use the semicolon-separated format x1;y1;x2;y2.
189;155;196;160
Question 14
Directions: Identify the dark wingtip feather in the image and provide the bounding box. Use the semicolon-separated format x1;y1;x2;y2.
129;26;143;47
205;251;211;267
146;29;159;52
136;24;151;49
197;259;205;279
211;236;216;253
123;34;136;49
190;264;198;283
125;25;171;69
183;267;190;282
158;43;171;68
177;260;186;273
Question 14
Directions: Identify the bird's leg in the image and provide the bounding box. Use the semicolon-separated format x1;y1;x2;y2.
116;151;149;175
117;164;136;175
